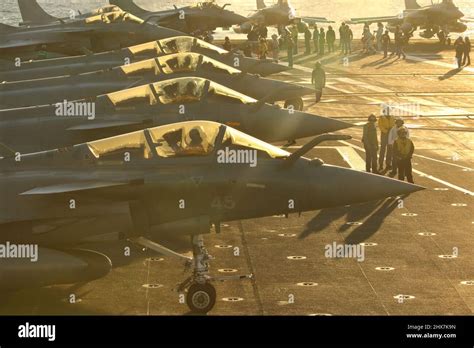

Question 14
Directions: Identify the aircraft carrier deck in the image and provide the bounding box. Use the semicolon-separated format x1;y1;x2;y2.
1;40;473;316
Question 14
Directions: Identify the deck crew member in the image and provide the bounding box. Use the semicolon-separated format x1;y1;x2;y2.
388;118;410;176
362;114;379;174
378;108;395;172
393;127;415;183
311;62;326;103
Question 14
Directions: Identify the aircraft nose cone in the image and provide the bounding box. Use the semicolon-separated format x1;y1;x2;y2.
303;86;317;95
247;109;353;142
268;82;315;101
152;25;187;39
281;112;353;141
247;60;292;76
228;13;248;25
311;166;424;209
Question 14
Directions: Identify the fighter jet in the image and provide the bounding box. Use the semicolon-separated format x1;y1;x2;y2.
0;77;351;154
109;0;248;33
0;9;184;59
349;0;470;42
17;0;123;26
0;36;290;82
236;0;333;34
0;120;424;313
0;53;314;110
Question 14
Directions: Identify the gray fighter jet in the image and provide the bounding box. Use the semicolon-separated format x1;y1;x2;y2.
0;53;314;110
0;36;290;82
0;120;424;313
349;0;471;42
17;0;247;34
0;9;184;59
109;0;248;33
17;0;123;26
236;0;333;34
0;77;351;153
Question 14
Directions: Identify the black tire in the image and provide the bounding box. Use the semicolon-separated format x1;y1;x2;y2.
186;283;216;314
284;97;304;111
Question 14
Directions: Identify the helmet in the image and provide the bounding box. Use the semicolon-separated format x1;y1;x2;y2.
397;126;409;137
395;117;404;126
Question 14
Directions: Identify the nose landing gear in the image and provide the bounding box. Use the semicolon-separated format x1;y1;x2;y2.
186;283;216;314
284;97;304;111
133;234;252;314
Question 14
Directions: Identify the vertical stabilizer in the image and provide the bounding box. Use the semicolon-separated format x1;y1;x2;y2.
405;0;421;10
18;0;58;25
257;0;267;10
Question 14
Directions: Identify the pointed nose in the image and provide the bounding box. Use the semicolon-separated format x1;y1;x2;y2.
246;60;292;76
310;165;424;209
249;109;353;142
227;12;248;25
151;25;187;40
266;82;315;102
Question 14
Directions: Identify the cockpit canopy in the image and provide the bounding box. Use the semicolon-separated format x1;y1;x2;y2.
85;10;143;25
160;36;228;55
91;5;122;15
119;53;241;77
128;41;162;56
191;1;221;10
106;77;256;108
126;36;229;59
86;121;288;161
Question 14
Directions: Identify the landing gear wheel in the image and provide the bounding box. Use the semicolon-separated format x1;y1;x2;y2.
284;97;304;111
186;283;216;314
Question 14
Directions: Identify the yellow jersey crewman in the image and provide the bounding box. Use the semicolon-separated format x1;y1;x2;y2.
393;127;415;183
378;108;395;172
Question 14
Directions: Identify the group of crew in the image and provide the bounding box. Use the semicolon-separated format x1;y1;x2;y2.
362;111;414;183
222;21;471;108
454;36;471;68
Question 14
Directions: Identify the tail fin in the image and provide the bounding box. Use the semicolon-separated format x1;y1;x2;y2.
17;0;58;25
404;0;421;10
257;0;266;10
109;0;151;17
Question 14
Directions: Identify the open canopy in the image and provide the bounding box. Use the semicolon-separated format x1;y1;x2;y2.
91;5;122;15
106;77;256;108
86;121;289;161
85;10;143;25
126;36;229;59
119;52;240;77
192;1;220;9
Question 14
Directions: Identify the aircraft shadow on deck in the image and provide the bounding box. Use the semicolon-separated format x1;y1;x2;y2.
298;197;400;243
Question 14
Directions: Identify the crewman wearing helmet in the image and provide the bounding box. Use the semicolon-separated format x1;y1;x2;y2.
378;106;395;172
362;114;379;174
388;117;410;176
393;126;415;183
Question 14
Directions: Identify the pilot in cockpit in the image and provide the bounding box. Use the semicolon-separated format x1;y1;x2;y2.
182;127;211;155
181;55;194;70
165;40;178;53
163;83;180;100
184;81;200;100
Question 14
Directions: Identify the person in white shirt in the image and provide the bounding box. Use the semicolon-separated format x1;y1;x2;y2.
389;118;410;176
